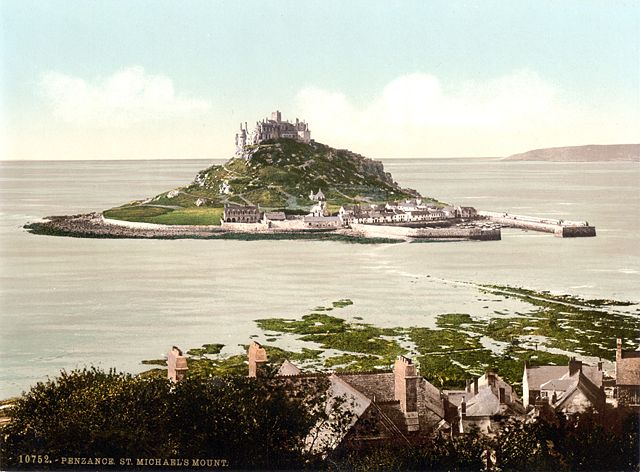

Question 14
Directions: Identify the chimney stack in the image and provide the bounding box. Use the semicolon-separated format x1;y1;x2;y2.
616;338;623;362
394;356;420;432
473;378;478;395
568;357;582;377
167;346;188;383
487;372;496;387
248;341;268;378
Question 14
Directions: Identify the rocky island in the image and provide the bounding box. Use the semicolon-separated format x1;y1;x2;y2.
25;111;596;242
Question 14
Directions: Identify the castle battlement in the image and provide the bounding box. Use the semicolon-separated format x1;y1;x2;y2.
235;110;311;155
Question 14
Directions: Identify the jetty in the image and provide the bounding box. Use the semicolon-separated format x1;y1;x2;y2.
478;211;596;238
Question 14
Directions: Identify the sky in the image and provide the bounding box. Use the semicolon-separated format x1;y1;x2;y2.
1;0;639;160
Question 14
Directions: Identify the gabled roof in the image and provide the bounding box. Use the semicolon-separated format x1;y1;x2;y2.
304;374;371;455
526;364;603;390
540;378;574;391
553;372;604;412
526;365;567;390
277;360;302;376
466;388;501;417
418;378;446;418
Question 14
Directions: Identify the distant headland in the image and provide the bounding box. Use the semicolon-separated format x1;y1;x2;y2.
503;144;640;162
25;111;597;242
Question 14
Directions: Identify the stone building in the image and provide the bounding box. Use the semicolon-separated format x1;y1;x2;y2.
445;372;525;434
303;215;343;228
523;358;605;414
615;338;640;406
246;343;450;452
235;111;311;154
455;206;478;219
262;211;286;224
223;203;261;223
167;346;188;383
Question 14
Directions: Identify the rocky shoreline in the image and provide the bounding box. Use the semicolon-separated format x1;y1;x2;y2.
24;213;225;239
23;213;401;243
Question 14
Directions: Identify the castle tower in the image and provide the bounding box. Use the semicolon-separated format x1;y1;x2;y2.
235;111;311;153
235;123;248;155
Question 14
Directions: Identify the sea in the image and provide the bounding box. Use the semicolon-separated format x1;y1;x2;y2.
1;158;638;398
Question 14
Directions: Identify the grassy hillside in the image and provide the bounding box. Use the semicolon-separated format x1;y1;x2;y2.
105;139;438;224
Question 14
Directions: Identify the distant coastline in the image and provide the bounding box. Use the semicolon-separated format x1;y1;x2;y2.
503;144;640;162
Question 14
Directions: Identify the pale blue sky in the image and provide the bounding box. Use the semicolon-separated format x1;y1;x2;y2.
2;0;639;159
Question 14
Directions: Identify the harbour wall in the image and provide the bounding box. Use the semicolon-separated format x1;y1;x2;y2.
351;224;500;241
477;211;596;238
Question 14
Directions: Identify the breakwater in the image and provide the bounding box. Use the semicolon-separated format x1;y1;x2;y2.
478;211;596;238
351;224;501;241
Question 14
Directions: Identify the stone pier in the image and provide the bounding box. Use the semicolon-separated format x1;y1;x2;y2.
477;211;596;238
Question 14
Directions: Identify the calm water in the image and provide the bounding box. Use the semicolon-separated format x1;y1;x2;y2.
1;158;638;397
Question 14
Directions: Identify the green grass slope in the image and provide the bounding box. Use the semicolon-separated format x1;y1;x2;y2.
105;139;439;224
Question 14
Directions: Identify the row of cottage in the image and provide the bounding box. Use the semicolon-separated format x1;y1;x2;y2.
167;338;640;452
222;194;478;229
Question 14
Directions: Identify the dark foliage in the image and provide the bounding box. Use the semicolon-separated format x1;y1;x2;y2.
333;411;640;472
0;368;330;470
3;368;639;471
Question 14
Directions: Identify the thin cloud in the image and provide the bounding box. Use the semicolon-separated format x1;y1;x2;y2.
295;71;612;157
40;66;210;127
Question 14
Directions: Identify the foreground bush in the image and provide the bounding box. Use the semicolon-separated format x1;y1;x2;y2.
0;368;327;470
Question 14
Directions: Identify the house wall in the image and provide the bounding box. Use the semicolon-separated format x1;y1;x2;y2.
618;385;640;406
559;390;595;415
523;370;530;407
461;416;492;434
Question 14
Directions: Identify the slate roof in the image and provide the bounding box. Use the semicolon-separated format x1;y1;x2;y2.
526;365;571;390
277;360;302;376
336;372;395;402
553;372;605;412
263;211;286;221
460;373;525;418
305;374;371;455
274;362;447;447
303;216;342;223
526;364;603;390
466;388;501;417
617;349;640;386
540;378;575;391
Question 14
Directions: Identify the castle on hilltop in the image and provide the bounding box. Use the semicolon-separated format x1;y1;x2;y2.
235;111;311;154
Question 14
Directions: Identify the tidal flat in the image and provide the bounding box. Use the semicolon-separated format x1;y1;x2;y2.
142;285;639;394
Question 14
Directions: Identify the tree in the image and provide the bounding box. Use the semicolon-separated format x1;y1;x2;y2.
1;368;338;470
1;368;173;466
